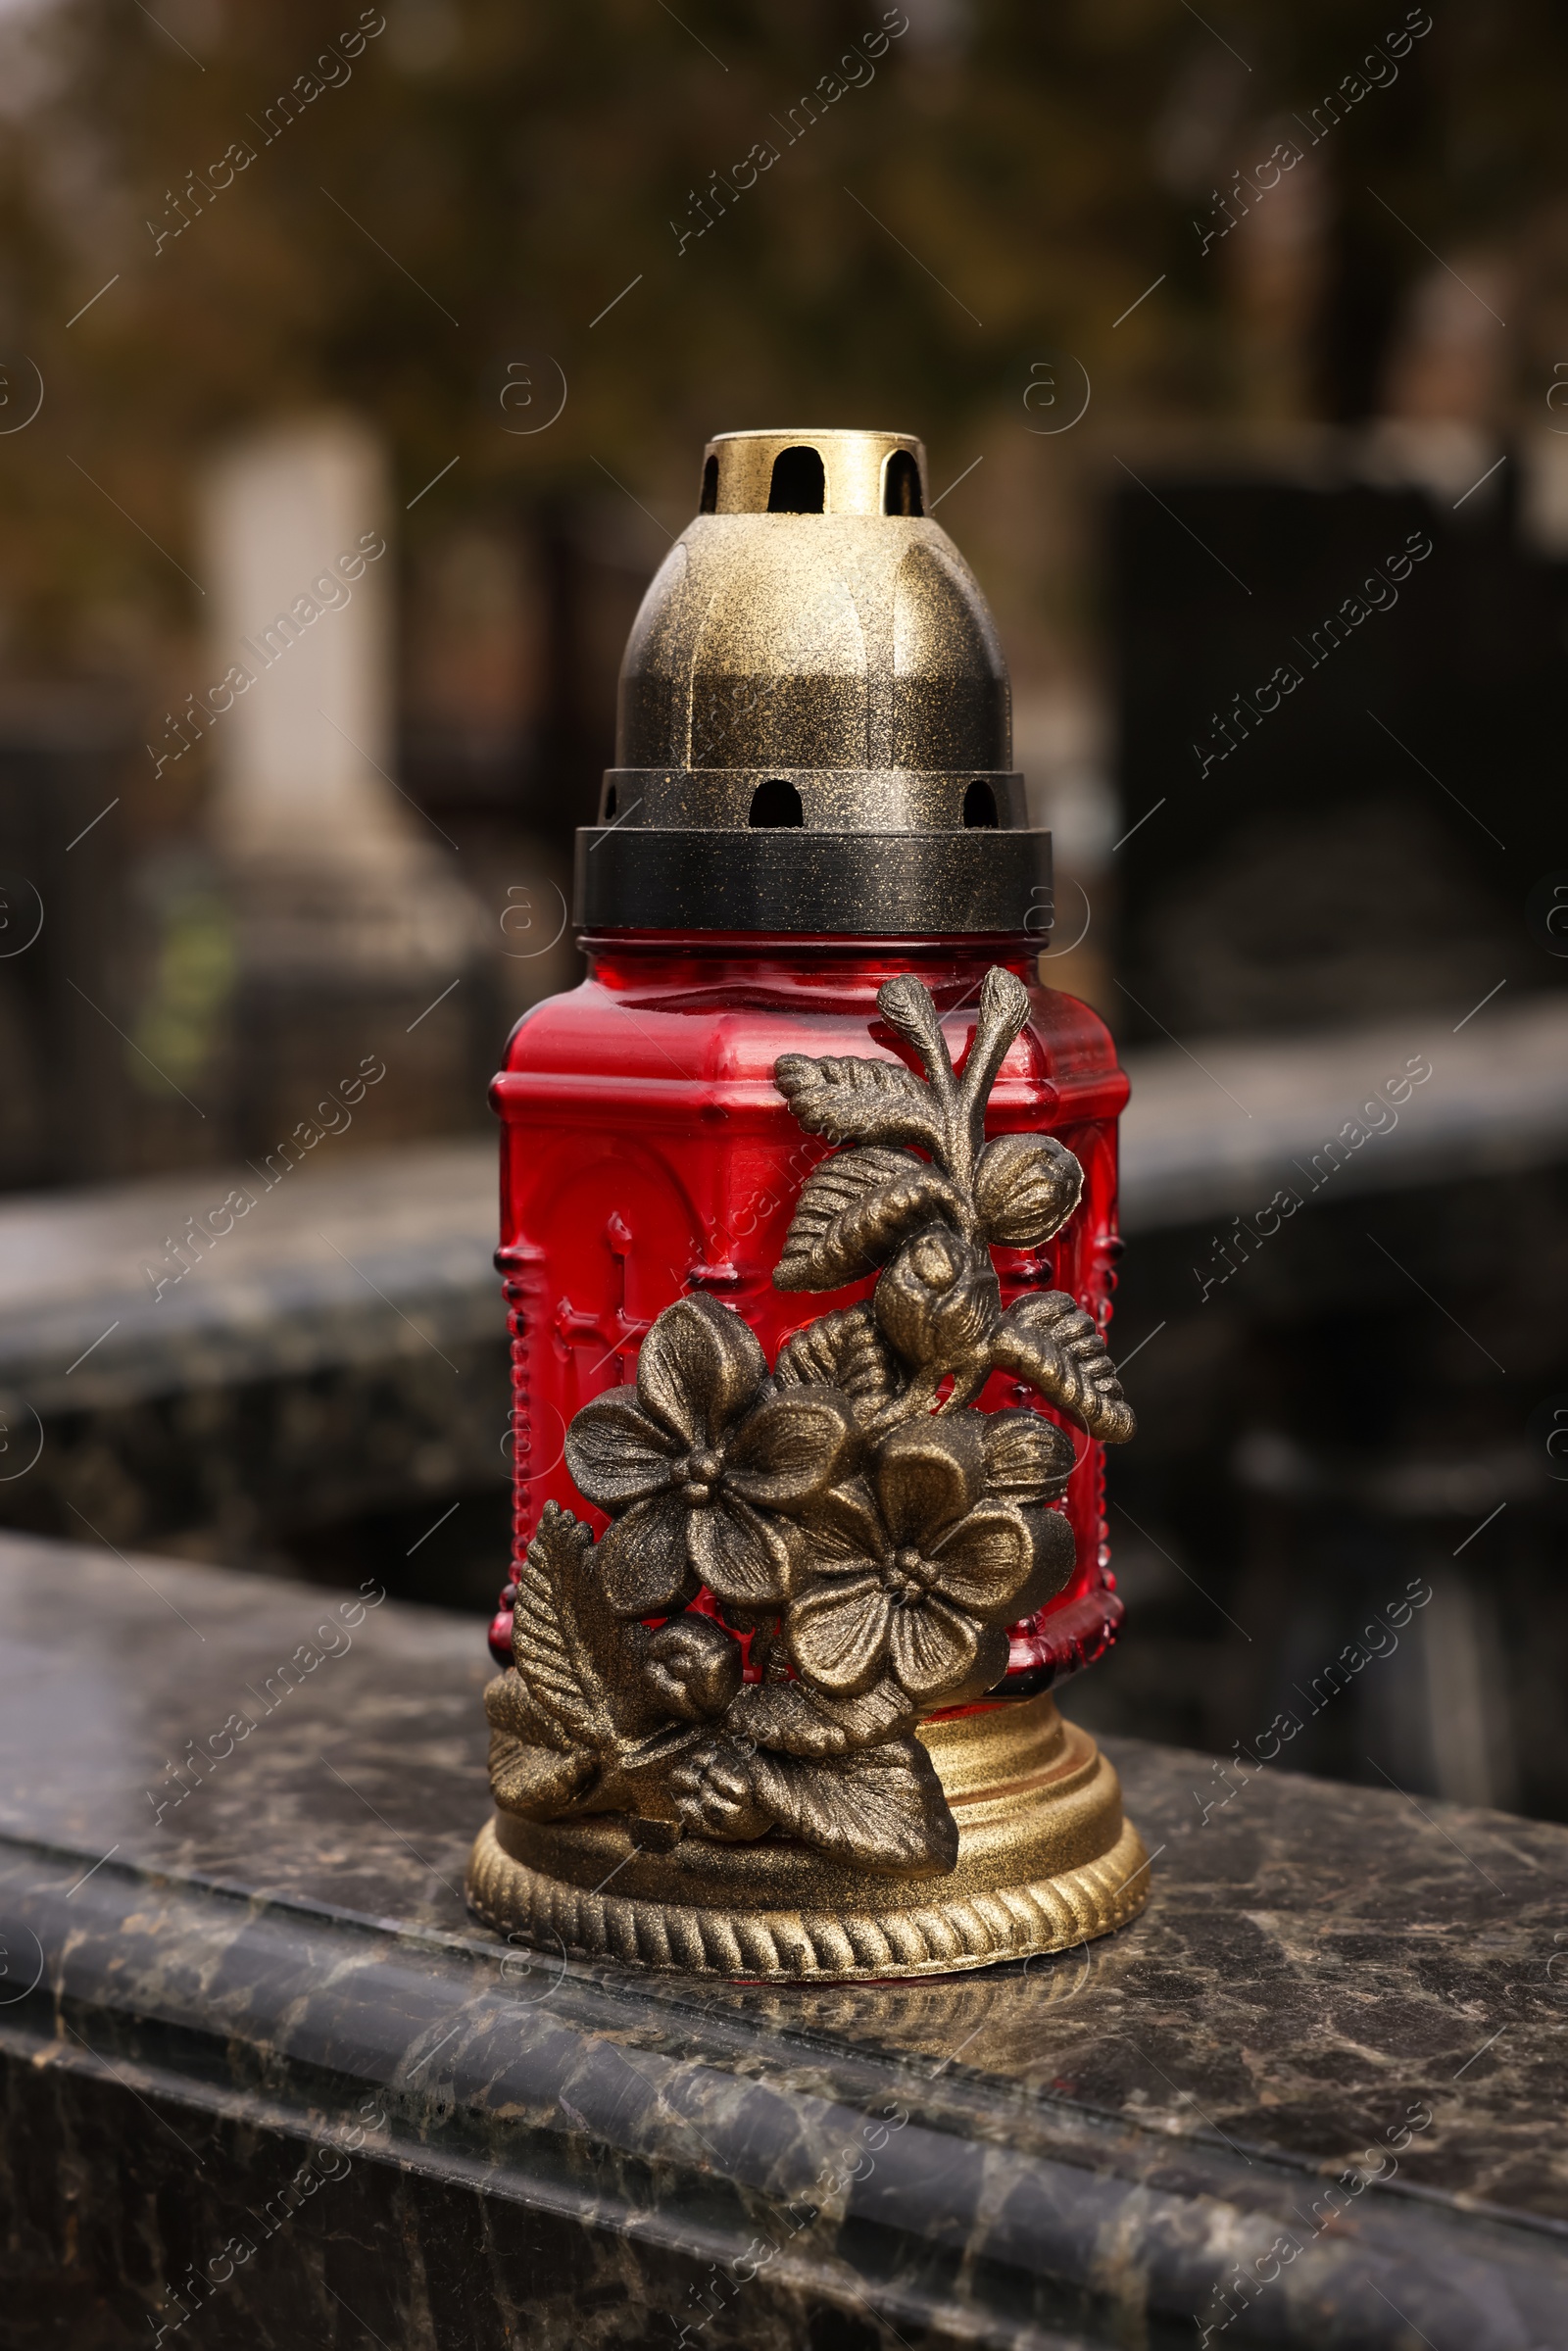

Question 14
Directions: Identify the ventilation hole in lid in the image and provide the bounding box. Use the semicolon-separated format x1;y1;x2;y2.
699;454;718;514
767;446;825;514
962;779;998;829
883;450;924;516
749;778;805;828
604;783;618;819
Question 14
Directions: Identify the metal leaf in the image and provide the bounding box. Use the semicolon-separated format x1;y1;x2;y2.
724;1674;915;1758
772;1052;948;1154
774;1147;966;1291
748;1736;958;1875
484;1723;598;1820
508;1501;617;1751
991;1293;1137;1444
773;1301;900;1416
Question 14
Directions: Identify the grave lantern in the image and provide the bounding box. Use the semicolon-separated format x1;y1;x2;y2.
467;429;1148;1979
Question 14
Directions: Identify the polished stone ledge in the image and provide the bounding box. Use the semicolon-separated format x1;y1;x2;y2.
1;1532;1566;2350
1117;988;1568;1231
0;1137;499;1415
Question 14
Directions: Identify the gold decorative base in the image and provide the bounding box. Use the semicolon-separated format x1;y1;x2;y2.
466;1694;1150;1981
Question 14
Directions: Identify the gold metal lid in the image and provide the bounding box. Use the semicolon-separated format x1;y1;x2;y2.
577;427;1051;936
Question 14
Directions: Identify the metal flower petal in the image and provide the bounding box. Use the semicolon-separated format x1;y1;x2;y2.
908;1611;1011;1707
724;1389;859;1510
688;1493;794;1614
636;1292;768;1447
888;1596;980;1701
1011;1503;1078;1617
874;1414;983;1549
803;1478;887;1572
597;1493;700;1619
787;1576;893;1695
926;1500;1035;1621
564;1386;679;1511
979;1407;1075;1507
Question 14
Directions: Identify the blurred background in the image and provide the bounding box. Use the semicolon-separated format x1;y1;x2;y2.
0;0;1565;1817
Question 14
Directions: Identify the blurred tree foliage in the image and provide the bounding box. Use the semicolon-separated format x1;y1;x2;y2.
0;0;1565;674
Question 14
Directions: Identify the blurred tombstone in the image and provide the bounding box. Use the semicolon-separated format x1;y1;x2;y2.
1108;459;1565;1041
397;514;577;1023
1013;682;1117;1015
0;690;131;1189
1094;410;1568;1821
198;414;491;1154
398;488;661;1027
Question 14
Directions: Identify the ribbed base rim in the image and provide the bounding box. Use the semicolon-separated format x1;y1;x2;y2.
466;1812;1151;1983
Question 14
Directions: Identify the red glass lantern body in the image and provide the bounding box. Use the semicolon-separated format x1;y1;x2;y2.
492;930;1127;1691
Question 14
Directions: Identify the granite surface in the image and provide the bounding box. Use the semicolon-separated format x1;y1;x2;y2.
0;1141;510;1584
1;1531;1566;2349
1116;989;1568;1228
0;1138;501;1416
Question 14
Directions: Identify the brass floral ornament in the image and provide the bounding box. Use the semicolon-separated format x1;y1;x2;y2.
786;1413;1056;1705
564;1298;858;1620
469;965;1150;1977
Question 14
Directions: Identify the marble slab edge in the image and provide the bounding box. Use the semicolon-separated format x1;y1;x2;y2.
1;1835;1564;2350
